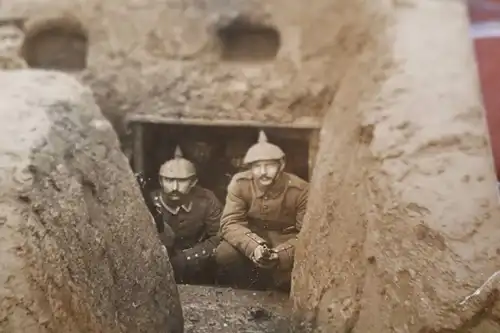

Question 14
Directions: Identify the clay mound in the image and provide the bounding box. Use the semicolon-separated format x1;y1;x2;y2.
292;1;500;332
0;70;183;333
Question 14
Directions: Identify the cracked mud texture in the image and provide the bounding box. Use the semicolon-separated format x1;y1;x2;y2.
178;285;291;333
1;0;342;136
292;1;500;333
0;70;183;333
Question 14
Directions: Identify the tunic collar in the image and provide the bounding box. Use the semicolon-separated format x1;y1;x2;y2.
160;194;193;215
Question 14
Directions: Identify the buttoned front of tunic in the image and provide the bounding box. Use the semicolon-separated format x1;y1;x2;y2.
219;171;309;270
152;186;222;259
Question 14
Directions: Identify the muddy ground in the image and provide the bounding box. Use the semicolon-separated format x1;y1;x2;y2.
0;70;183;333
3;0;500;332
0;0;342;139
292;1;500;332
178;285;292;332
0;68;300;333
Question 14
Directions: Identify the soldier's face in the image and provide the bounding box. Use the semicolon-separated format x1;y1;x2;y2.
161;177;195;200
188;142;212;164
231;156;243;169
0;26;24;55
251;160;282;187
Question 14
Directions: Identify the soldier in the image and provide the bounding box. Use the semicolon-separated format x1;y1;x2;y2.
215;131;309;291
151;146;223;284
210;140;250;202
183;139;213;166
0;23;28;70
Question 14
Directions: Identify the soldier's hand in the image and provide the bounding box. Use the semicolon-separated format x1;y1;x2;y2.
251;245;278;269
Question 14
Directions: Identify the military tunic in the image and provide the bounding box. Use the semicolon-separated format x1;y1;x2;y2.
151;186;222;271
218;170;308;273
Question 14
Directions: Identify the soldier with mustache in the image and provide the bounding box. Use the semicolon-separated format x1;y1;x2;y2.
151;146;222;284
215;131;309;291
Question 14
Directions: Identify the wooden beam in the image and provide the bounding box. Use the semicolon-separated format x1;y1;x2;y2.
132;122;144;175
124;114;321;130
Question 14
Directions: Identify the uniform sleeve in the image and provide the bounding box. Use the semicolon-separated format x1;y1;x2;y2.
204;192;222;239
220;178;265;258
275;185;309;270
182;191;222;262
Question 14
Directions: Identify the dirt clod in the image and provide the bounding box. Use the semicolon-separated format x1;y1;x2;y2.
179;285;291;333
0;70;183;333
292;0;500;332
248;307;272;321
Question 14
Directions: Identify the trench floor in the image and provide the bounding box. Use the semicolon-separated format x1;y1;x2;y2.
178;284;292;332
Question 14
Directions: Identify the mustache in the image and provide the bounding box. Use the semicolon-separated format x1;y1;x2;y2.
166;190;183;197
259;176;273;181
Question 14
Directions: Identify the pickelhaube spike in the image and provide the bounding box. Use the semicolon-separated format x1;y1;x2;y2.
159;145;196;179
174;145;183;158
242;130;285;165
257;130;268;143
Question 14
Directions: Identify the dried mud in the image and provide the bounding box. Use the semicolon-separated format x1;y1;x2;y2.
0;70;183;333
178;285;291;332
2;0;500;332
0;0;343;137
292;1;500;332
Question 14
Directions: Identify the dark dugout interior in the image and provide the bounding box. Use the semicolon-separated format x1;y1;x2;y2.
135;123;314;204
126;120;318;288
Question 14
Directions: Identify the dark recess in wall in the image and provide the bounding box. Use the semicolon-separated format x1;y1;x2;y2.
22;18;88;71
217;18;281;62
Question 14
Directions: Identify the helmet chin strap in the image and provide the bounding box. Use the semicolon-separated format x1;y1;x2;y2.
270;161;286;185
270;171;282;185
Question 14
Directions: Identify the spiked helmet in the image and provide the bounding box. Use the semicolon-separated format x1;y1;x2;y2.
159;146;197;179
243;130;285;165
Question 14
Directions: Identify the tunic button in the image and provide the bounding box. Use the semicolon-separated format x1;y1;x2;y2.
187;256;191;260
263;205;268;209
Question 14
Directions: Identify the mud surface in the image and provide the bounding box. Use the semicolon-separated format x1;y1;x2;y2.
0;0;343;136
4;0;500;332
0;70;183;333
178;285;291;332
292;1;500;333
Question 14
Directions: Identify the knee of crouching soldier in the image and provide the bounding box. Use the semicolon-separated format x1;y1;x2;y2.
215;241;245;266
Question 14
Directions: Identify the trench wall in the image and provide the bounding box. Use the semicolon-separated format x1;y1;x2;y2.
292;0;500;332
0;0;347;137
